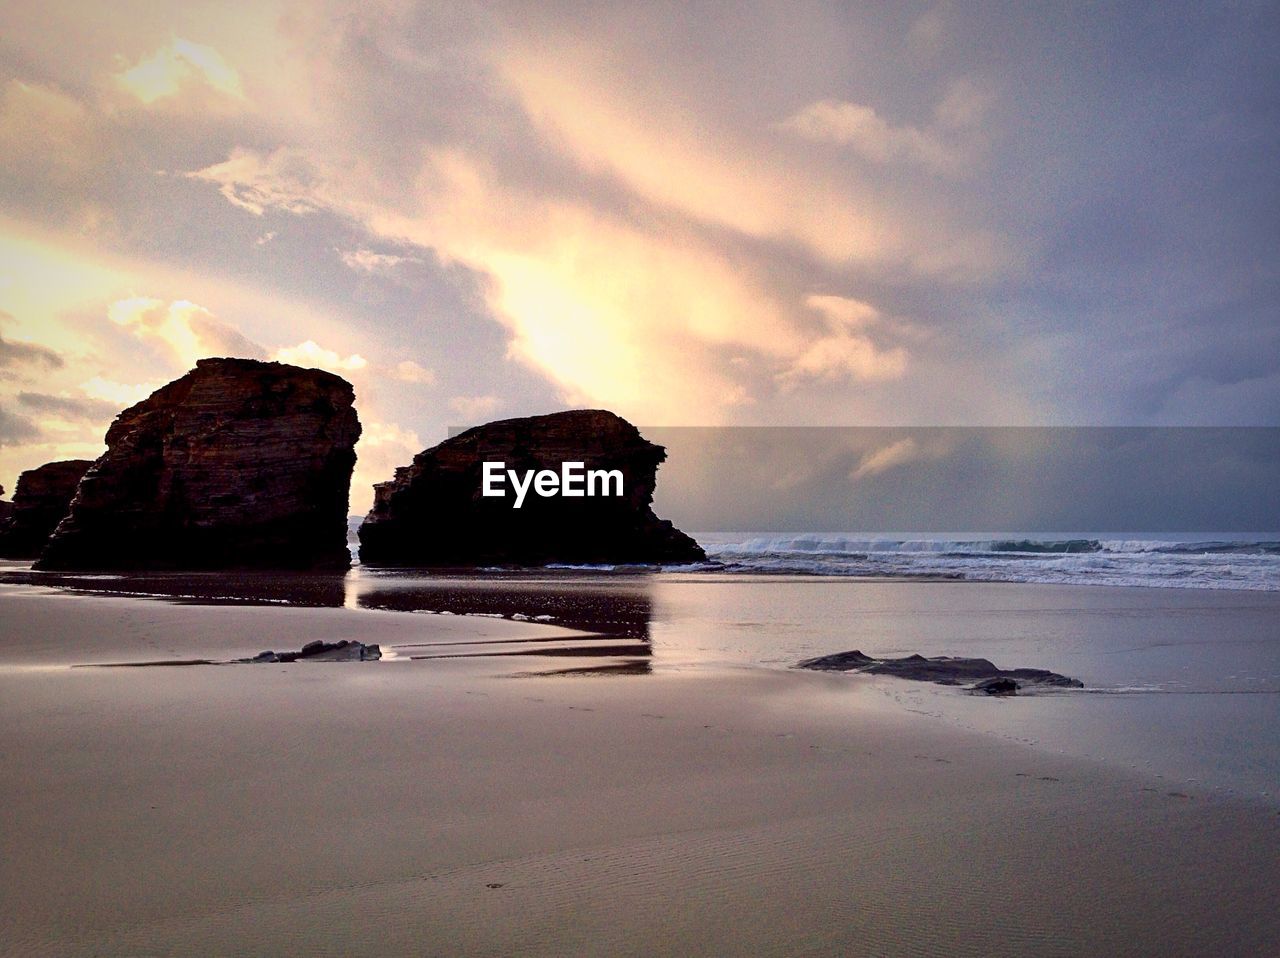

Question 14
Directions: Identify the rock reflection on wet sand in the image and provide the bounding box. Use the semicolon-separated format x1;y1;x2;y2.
8;567;657;672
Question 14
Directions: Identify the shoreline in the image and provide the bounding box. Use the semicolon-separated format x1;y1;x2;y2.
4;574;1278;803
9;557;1280;598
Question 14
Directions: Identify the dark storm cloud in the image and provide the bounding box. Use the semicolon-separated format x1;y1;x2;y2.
0;334;64;372
0;406;41;446
17;391;119;421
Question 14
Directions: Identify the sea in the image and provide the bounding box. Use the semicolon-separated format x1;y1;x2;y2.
645;532;1280;591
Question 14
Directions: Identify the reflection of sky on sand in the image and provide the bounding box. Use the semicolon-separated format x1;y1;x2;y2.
640;576;1280;799
346;569;655;670
4;566;1278;796
0;566;657;669
343;568;652;638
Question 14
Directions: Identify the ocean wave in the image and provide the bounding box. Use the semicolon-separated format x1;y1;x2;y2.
686;534;1280;591
705;534;1279;557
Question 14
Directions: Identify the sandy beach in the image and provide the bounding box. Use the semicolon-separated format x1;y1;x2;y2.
4;0;1278;952
3;581;1278;957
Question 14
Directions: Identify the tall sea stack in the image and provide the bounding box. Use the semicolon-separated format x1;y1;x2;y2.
358;409;705;566
37;358;361;571
0;460;94;559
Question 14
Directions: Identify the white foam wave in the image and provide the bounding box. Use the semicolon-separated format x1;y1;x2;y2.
688;534;1280;591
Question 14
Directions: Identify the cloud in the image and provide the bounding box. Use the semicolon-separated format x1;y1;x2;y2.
340;248;422;273
272;339;368;373
778;295;908;389
79;377;163;406
350;419;425;510
0;334;64;373
0;407;41;446
448;394;502;421
0;80;97;180
804;295;881;329
185;147;325;216
780;82;989;176
933;79;992;130
76;0;1270;435
182;23;998;424
846;432;959;483
781;336;908;388
17;391;120;422
115;38;243;105
393;360;435;384
189;144;785;420
850;438;920;480
907;7;947;59
360;421;422;449
187;312;268;360
500;51;898;266
107;297;265;368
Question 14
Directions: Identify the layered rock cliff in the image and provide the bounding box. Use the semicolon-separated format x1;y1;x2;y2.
358;410;704;566
36;358;361;571
0;460;94;559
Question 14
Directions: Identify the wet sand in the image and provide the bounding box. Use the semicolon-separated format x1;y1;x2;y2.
2;584;1278;956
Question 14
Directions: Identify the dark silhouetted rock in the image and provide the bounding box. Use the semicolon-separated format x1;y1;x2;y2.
0;486;11;525
244;640;381;663
36;358;360;571
972;676;1019;696
358;410;705;566
796;649;1082;691
0;460;94;559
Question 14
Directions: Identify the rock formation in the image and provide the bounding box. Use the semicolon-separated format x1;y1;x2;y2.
243;640;382;663
36;358;361;571
0;460;94;559
358;409;705;566
797;650;1083;693
971;676;1020;696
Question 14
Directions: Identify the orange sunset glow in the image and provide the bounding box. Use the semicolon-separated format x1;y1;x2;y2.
2;3;1275;511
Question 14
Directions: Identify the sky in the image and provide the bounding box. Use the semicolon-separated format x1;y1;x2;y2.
646;427;1280;532
0;1;1277;513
